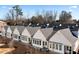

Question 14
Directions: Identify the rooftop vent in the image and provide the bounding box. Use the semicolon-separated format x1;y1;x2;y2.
59;24;62;26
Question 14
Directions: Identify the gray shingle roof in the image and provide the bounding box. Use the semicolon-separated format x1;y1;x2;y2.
49;28;77;48
59;28;77;49
4;26;8;31
60;28;77;44
26;27;40;37
10;26;15;32
40;28;53;40
16;26;25;34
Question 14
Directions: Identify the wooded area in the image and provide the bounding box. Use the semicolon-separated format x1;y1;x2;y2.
3;5;79;26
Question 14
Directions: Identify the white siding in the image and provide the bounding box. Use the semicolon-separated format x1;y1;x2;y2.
32;39;43;48
6;27;12;38
21;28;31;43
49;31;72;53
6;32;12;38
13;28;20;36
22;28;31;38
49;42;64;53
33;30;46;41
13;28;20;40
21;35;30;44
32;30;47;48
49;31;72;46
1;27;6;36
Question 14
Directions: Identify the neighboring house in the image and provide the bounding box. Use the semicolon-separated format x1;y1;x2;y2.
32;28;53;49
49;28;77;54
0;21;7;35
21;27;40;44
6;26;15;39
10;26;15;39
12;26;25;41
1;26;8;36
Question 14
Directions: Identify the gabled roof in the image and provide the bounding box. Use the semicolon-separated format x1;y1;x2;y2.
49;28;77;48
16;26;25;34
4;26;8;31
10;26;15;32
26;27;40;37
40;28;53;40
60;28;77;46
49;31;72;46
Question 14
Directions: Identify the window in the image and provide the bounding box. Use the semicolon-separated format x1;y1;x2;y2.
67;46;69;50
39;41;41;45
36;40;41;45
33;39;41;45
64;46;72;54
33;40;35;43
28;38;31;42
69;47;71;51
37;41;39;45
7;33;9;36
43;41;47;46
50;44;51;48
56;44;58;50
35;40;36;44
19;36;20;39
25;36;27;41
13;34;18;39
43;41;44;46
59;44;62;51
45;42;47;45
66;46;71;51
21;35;27;41
53;43;55;49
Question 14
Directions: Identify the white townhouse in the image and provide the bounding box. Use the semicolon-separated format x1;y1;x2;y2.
10;26;15;38
1;26;8;36
32;28;53;49
0;21;7;32
49;28;77;54
6;26;12;38
12;26;25;41
20;27;40;44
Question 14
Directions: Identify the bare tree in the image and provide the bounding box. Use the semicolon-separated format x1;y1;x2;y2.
43;10;57;24
59;11;72;23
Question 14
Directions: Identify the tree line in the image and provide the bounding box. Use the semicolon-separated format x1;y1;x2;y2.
4;5;79;26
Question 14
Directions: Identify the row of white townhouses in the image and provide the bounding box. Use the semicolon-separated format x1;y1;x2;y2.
0;26;78;54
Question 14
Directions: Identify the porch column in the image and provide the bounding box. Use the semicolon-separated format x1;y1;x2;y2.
62;45;64;54
41;41;43;48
